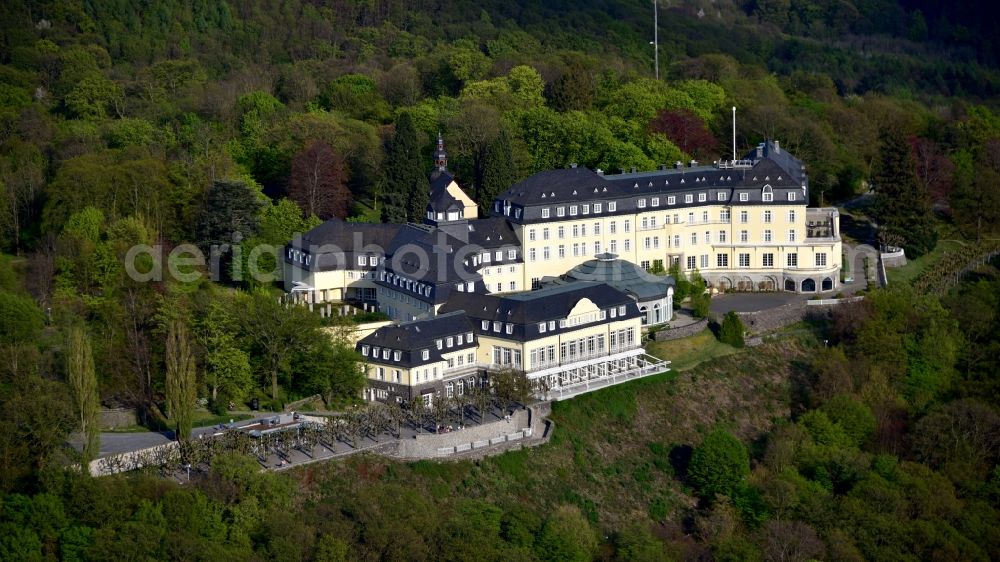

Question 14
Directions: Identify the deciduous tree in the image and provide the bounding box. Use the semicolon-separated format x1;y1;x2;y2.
688;428;750;501
165;318;197;441
288;140;350;220
67;325;100;466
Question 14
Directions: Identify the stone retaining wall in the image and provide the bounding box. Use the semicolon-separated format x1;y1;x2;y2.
731;300;857;336
653;318;709;341
394;408;530;458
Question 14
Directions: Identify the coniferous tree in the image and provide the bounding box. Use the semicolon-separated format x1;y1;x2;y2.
719;312;746;348
382;113;425;223
165;318;197;441
871;126;938;258
195;180;263;251
480;128;517;212
67;325;100;466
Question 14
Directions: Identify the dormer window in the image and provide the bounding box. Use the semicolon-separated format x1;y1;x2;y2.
393;351;401;361
698;193;707;202
637;198;647;208
651;197;660;207
717;192;726;201
570;205;578;216
422;349;430;361
610;308;617;318
361;345;370;355
505;324;513;335
685;194;693;203
667;196;676;205
382;349;390;360
539;322;547;333
594;203;602;213
557;207;565;217
762;185;773;202
608;202;617;212
541;208;550;218
493;322;501;332
467;332;473;341
435;340;442;350
618;305;626;315
739;192;749;202
481;320;489;330
357;256;366;266
446;337;453;348
787;192;797;201
582;204;590;214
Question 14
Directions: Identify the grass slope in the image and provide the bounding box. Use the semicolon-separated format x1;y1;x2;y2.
292;338;809;531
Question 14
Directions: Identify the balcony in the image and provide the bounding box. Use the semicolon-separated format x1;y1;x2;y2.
806;208;840;241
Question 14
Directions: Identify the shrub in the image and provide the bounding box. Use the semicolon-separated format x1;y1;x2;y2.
688;428;750;501
719;312;745;348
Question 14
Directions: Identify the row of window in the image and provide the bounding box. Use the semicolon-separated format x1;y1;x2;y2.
540;201;614;219
532;189;798;221
528;209;798;240
480;249;517;263
609;327;637;351
681;252;826;270
379;288;432;311
491;345;522;367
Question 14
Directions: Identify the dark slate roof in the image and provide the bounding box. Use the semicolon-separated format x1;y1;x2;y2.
466;217;521;249
284;219;401;272
438;282;641;342
375;224;485;304
562;254;674;301
429;170;454;193
357;311;476;368
490;141;808;224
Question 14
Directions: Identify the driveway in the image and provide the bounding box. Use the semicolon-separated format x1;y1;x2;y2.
709;292;805;315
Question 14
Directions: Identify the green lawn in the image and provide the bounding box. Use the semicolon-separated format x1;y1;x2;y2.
349;199;382;223
886;239;964;286
645;328;739;372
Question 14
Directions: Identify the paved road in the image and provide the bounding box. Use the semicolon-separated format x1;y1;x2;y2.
70;413;284;457
709;292;804;314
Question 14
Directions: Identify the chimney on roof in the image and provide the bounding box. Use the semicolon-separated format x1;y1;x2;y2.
570;162;578;169
773;140;780;153
659;163;667;171
756;143;764;159
689;160;698;167
596;168;604;175
630;166;637;173
675;161;683;169
619;168;626;174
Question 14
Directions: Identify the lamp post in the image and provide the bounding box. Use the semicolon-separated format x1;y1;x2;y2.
651;0;659;80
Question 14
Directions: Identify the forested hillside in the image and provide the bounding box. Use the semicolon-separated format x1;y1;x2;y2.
1;0;1000;560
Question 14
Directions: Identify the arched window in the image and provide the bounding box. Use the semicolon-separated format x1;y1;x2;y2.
762;184;773;202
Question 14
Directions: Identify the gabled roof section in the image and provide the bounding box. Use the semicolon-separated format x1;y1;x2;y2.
439;281;633;325
359;311;473;351
466;217;521;248
295;219;401;251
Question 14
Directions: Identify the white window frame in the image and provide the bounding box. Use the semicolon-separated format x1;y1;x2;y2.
541;208;550;218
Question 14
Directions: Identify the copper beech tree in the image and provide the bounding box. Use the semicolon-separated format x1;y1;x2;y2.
288;140;351;219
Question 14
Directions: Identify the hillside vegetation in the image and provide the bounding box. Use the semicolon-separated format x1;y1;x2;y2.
1;1;1000;560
